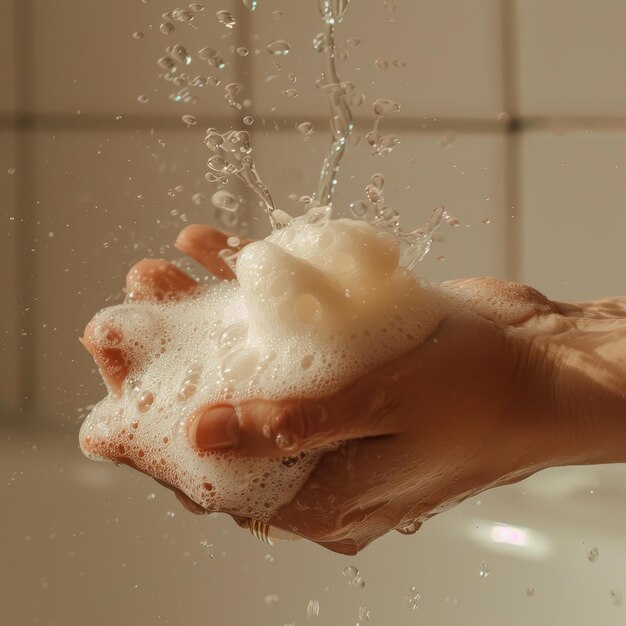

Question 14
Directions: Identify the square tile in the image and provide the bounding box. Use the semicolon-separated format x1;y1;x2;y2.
517;0;626;116
248;126;508;283
246;0;504;119
0;130;19;414
30;128;247;414
521;131;626;301
31;0;242;117
0;0;16;114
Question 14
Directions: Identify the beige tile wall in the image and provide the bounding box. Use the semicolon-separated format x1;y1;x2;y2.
31;0;240;117
0;130;19;415
521;131;626;301
517;0;626;117
0;0;16;114
247;0;504;119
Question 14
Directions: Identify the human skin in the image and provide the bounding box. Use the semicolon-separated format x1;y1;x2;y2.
82;224;626;555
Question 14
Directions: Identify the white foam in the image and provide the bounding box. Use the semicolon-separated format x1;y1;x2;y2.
79;217;450;521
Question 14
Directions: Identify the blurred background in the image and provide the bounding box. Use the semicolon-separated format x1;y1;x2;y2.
3;0;626;624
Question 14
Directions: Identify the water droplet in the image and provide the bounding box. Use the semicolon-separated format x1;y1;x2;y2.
208;76;221;86
307;599;320;619
160;22;175;35
171;44;192;65
172;8;195;22
216;9;236;28
198;47;225;69
132;31;144;40
405;586;421;610
365;184;383;204
182;114;198;126
226;236;241;248
610;590;623;607
165;510;176;518
211;189;241;210
243;115;254;126
349;92;365;108
200;539;214;558
312;32;329;52
342;565;365;587
297;121;314;140
346;37;361;47
189;3;205;11
350;201;368;218
191;192;205;205
264;553;275;563
267;39;291;55
237;46;249;56
7;167;16;176
264;594;279;606
440;133;455;148
146;492;156;500
275;432;296;451
497;111;510;122
526;587;535;597
137;94;149;104
447;217;460;226
375;58;389;70
373;98;400;116
358;606;371;622
479;562;490;578
243;0;258;10
282;88;298;98
588;547;599;563
157;56;176;71
392;59;406;68
481;216;491;224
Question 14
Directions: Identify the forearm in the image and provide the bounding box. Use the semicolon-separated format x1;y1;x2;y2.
524;299;626;467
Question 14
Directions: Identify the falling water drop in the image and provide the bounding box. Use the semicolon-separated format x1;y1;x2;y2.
297;121;314;140
267;39;291;55
211;190;241;211
405;587;421;610
171;44;192;65
216;9;236;28
182;114;198;126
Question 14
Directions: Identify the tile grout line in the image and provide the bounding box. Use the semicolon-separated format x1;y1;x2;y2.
4;113;626;133
502;0;522;282
14;0;37;417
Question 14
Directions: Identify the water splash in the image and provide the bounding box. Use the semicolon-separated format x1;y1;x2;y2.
204;129;277;228
313;1;354;207
366;98;401;156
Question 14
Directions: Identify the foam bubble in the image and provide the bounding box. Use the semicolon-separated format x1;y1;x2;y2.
79;217;450;521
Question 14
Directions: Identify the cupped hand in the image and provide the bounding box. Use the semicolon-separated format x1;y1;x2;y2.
83;224;569;555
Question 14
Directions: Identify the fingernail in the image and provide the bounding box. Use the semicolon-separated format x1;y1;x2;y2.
191;405;239;450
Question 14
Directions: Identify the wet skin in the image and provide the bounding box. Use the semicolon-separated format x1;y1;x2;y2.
82;224;626;555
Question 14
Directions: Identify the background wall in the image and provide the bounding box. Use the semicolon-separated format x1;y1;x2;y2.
3;1;626;625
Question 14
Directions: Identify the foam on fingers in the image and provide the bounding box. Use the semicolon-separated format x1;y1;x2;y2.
80;217;451;521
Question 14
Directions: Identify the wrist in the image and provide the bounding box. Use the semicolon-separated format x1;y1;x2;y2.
516;313;626;468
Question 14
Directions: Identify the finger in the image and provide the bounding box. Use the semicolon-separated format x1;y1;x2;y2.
125;258;198;301
186;376;398;457
80;317;128;396
176;224;248;280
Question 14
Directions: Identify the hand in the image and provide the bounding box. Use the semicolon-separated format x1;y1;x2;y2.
83;224;626;555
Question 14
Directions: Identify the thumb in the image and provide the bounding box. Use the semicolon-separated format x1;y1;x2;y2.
187;381;395;457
